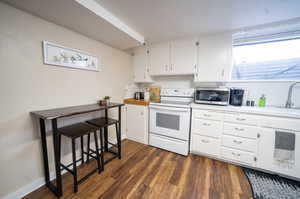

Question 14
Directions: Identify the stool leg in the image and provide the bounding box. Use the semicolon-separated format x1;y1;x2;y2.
87;134;90;162
72;138;78;193
80;136;84;165
99;128;104;171
93;131;101;173
115;123;121;159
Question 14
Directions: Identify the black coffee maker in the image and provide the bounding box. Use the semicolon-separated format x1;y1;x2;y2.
229;88;244;106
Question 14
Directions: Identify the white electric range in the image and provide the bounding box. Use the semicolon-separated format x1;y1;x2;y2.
149;88;194;155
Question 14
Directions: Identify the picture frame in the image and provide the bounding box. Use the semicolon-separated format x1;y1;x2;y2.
42;41;99;71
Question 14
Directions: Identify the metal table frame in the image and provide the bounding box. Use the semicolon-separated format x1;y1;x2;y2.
31;103;123;197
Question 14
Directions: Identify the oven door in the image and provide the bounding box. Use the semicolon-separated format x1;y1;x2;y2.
149;105;190;141
195;89;229;105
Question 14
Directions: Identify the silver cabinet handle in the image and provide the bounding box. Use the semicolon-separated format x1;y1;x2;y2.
203;114;211;117
165;65;168;71
201;139;209;143
232;152;241;156
236;117;246;121
234;127;244;131
203;122;211;126
233;140;243;144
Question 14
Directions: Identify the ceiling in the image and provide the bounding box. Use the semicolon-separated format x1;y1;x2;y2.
3;0;300;50
2;0;144;50
96;0;300;44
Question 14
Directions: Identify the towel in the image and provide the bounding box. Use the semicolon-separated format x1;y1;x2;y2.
274;131;295;169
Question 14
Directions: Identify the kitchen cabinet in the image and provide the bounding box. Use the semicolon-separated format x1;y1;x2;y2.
133;46;153;83
149;39;198;75
170;39;198;75
258;128;300;179
191;109;223;158
195;33;233;82
149;42;170;75
191;104;300;180
125;104;148;144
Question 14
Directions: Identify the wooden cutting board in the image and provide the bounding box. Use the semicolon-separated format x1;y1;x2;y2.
145;86;161;102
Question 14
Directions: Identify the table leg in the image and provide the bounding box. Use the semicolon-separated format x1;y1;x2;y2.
118;106;122;159
104;109;109;152
52;119;63;197
40;118;50;184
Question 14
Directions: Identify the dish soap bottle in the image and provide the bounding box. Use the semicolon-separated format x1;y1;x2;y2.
258;94;266;107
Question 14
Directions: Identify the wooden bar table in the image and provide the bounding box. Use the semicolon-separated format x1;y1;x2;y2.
31;103;124;197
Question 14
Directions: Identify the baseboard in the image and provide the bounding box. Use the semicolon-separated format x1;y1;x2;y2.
2;135;127;199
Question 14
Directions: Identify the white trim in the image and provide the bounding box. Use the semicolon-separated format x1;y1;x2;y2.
2;170;68;199
2;135;127;199
75;0;144;44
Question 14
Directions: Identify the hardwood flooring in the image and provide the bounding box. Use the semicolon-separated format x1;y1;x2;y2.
23;140;253;199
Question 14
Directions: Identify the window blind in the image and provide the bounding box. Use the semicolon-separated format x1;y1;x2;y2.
232;19;300;46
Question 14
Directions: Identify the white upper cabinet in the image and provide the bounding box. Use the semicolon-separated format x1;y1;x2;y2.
170;38;198;75
149;42;170;75
195;33;233;82
133;46;153;83
149;39;198;76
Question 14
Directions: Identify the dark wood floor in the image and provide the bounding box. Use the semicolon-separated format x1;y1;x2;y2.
24;139;253;199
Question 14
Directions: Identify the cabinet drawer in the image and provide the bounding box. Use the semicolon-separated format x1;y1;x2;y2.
222;135;257;153
224;113;258;126
221;147;256;166
260;116;300;131
149;134;188;156
223;123;260;139
192;118;223;138
192;134;220;157
193;109;223;121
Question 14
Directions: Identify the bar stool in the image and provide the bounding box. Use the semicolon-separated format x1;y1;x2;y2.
86;117;121;162
58;123;103;193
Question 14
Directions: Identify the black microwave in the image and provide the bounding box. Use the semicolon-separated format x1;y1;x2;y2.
194;88;230;106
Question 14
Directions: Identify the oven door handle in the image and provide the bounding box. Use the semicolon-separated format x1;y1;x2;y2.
150;106;189;113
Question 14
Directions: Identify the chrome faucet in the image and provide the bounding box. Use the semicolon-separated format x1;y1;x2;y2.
285;81;300;108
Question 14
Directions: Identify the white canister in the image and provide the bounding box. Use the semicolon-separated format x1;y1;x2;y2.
144;90;150;102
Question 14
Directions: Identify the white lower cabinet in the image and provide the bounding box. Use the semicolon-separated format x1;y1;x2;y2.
221;147;256;166
191;134;220;157
191;107;300;180
222;135;257;153
125;104;148;144
257;128;300;179
223;123;260;139
192;118;223;138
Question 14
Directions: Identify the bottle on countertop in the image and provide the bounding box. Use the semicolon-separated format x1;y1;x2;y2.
144;88;150;102
258;94;266;107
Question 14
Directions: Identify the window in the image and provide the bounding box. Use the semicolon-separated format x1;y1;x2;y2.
232;38;300;81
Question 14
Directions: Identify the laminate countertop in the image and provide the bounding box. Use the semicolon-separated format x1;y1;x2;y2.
123;98;150;106
191;103;300;119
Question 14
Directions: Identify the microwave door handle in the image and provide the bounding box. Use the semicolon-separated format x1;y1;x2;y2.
150;106;189;112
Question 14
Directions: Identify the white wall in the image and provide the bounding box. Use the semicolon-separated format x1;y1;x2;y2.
226;81;300;107
0;2;133;198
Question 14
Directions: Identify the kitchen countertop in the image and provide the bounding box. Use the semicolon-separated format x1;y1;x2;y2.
123;98;150;106
191;103;300;119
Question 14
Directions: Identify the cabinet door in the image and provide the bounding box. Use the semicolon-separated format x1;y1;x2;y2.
170;39;198;75
149;42;170;75
126;105;147;144
133;46;153;83
257;128;300;178
195;33;232;82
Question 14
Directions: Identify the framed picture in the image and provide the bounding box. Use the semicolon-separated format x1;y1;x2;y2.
43;41;99;71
